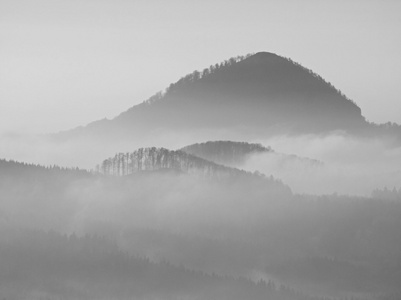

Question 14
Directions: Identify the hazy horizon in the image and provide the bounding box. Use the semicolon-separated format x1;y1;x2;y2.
1;0;401;135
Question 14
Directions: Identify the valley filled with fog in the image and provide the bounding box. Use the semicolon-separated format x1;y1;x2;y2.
1;53;401;300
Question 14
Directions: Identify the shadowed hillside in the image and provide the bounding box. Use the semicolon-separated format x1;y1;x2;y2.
0;229;324;300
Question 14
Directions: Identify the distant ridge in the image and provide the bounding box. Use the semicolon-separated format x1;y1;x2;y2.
180;141;272;167
0;159;90;177
180;141;322;168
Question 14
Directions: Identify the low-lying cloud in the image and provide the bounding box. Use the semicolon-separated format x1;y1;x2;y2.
244;134;401;195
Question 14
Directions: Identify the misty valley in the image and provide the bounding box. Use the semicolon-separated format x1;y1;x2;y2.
1;53;401;300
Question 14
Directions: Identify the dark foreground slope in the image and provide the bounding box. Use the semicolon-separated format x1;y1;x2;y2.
1;159;401;298
0;229;317;300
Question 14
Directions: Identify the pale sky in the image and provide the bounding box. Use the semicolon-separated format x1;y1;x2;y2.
1;0;400;135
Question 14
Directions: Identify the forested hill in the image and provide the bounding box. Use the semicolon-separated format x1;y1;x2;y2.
59;52;370;141
97;147;278;182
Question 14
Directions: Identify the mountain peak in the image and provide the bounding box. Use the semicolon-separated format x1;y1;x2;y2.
114;51;364;132
59;51;368;145
245;51;284;63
